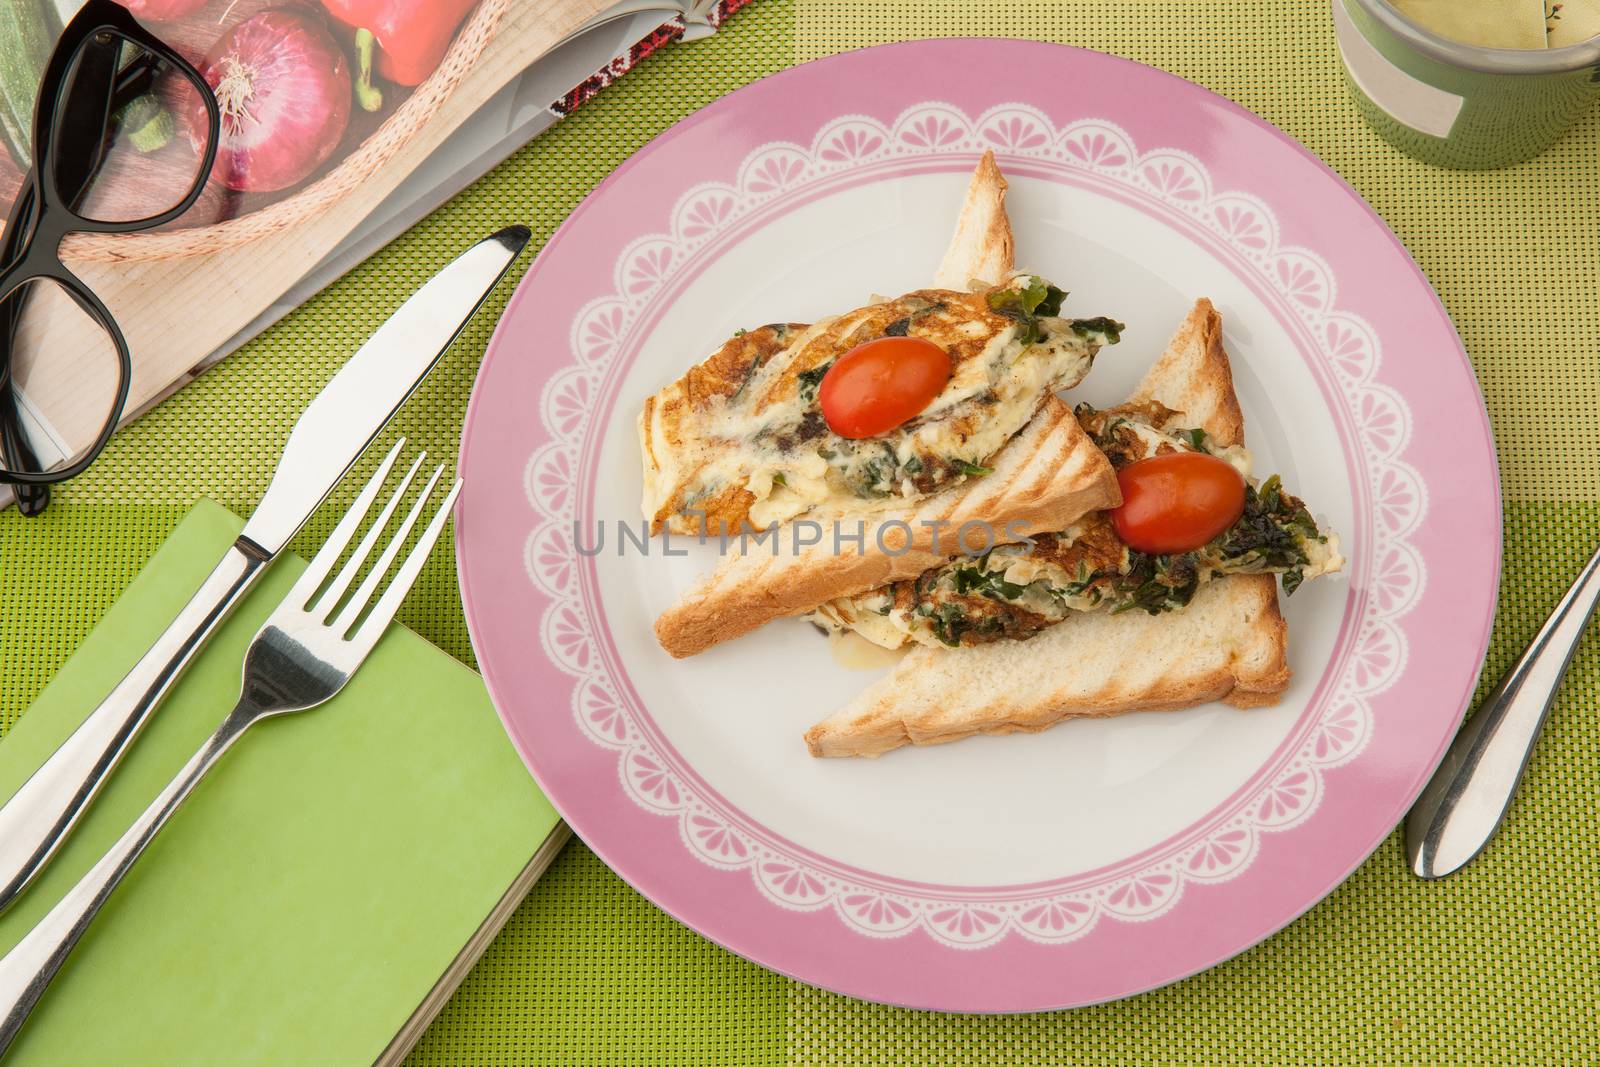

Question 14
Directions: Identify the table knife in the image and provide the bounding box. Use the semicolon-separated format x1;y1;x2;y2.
0;226;529;912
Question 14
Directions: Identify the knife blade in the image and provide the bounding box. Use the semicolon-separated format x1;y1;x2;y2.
0;227;529;912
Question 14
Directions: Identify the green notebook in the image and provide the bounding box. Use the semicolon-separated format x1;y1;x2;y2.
0;501;566;1065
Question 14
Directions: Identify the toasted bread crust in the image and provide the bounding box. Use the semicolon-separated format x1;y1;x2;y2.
805;297;1296;758
654;396;1119;656
934;150;1014;289
804;574;1289;758
1131;297;1246;449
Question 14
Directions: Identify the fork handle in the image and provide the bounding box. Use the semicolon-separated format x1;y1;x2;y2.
0;706;251;1057
0;540;268;914
1405;542;1600;878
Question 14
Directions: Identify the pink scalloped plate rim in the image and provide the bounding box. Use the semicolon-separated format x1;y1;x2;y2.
456;40;1499;1011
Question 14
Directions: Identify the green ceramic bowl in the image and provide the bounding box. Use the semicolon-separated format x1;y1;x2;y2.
1334;0;1600;168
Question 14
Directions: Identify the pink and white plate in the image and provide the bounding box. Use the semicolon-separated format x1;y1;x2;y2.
456;40;1499;1011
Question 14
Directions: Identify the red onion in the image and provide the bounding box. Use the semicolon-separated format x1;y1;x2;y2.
121;0;211;20
186;9;351;193
141;0;287;62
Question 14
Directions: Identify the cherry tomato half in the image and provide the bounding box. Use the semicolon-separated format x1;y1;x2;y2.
818;336;952;439
1110;451;1247;555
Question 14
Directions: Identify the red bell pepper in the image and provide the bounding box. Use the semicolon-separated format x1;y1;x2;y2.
321;0;477;109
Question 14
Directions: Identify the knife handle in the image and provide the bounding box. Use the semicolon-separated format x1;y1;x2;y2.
0;539;268;913
0;705;251;1057
1404;541;1600;878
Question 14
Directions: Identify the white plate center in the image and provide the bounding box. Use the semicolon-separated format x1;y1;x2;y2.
589;172;1355;886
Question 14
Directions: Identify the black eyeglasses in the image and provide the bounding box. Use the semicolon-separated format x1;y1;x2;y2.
0;0;219;516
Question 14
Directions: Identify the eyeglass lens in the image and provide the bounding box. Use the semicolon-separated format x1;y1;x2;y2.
52;29;212;225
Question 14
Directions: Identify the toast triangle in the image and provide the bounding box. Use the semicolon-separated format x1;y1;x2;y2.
805;299;1291;758
654;395;1119;656
652;154;1118;658
935;151;1014;289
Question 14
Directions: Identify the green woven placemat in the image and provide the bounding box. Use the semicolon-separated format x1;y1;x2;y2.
2;1;1596;1063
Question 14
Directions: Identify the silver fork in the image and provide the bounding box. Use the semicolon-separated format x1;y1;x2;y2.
0;443;462;1056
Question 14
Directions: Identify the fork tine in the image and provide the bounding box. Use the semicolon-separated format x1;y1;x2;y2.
307;451;426;619
330;464;447;635
286;439;405;607
348;478;463;652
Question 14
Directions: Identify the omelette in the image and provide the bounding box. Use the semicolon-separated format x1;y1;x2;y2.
639;274;1122;535
809;401;1343;649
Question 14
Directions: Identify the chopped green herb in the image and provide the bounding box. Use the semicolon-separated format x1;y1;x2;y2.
1211;476;1316;580
1069;316;1125;344
728;349;768;403
852;456;894;497
952;459;993;477
987;276;1065;318
797;362;832;403
930;603;968;646
987;277;1068;347
772;472;787;488
950;565;1028;602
